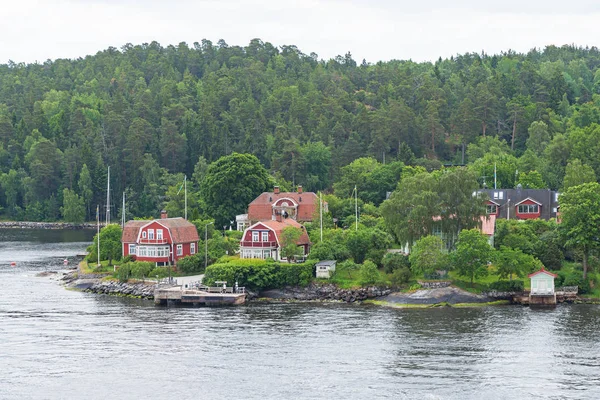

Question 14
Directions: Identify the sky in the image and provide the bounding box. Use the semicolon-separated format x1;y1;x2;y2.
1;0;599;64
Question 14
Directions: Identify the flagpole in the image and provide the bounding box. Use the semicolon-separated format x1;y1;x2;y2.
494;163;497;190
320;192;323;242
106;166;110;225
97;205;100;267
184;175;187;220
354;185;358;231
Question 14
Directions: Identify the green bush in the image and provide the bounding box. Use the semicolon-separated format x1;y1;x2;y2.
177;254;204;274
359;260;380;286
489;280;524;292
122;254;135;263
150;267;169;279
202;258;314;291
382;252;410;274
115;264;131;282
563;271;591;294
390;267;411;286
129;261;154;279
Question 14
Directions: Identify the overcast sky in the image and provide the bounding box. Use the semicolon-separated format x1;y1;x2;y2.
1;0;599;64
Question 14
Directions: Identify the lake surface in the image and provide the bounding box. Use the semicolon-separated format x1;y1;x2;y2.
1;228;600;399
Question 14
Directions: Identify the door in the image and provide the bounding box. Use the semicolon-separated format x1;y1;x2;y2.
538;280;547;294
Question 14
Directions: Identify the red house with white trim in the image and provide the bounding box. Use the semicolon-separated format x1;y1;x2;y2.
122;211;199;266
515;197;542;220
240;218;310;261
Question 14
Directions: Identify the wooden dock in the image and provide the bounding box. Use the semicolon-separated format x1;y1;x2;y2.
154;285;247;306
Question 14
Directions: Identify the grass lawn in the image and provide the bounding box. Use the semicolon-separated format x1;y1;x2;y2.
80;259;117;275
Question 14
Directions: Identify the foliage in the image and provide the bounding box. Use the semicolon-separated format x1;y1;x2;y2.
199;153;272;226
390;267;412;286
559;182;600;279
494;246;541;280
488;280;524;292
409;235;449;277
562;159;596;190
452;229;494;285
359;260;381;286
89;224;122;265
382;252;410;274
60;188;85;223
202;258;315;291
177;254;204;274
280;226;304;262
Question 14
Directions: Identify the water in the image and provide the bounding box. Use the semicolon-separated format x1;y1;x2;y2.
1;229;600;399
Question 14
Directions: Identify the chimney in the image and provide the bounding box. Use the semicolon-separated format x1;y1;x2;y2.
274;186;280;194
160;210;168;219
297;185;303;194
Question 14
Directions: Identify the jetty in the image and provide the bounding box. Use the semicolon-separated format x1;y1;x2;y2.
154;281;247;306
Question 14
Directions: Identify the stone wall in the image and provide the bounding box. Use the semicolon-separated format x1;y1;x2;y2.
417;281;452;289
0;221;100;229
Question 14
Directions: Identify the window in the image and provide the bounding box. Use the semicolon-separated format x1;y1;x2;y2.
142;231;147;239
555;192;560;202
518;204;539;214
129;244;136;255
157;229;163;240
148;229;155;240
177;244;183;256
190;243;196;254
486;204;497;214
252;232;259;242
262;232;269;242
553;207;558;213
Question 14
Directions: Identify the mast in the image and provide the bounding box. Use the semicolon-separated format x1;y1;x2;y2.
106;166;110;225
96;204;100;267
320;192;323;242
122;192;125;229
354;185;358;231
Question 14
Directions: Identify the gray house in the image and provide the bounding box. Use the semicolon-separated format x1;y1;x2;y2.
477;188;559;221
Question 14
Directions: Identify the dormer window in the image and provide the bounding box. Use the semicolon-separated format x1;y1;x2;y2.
486;204;497;214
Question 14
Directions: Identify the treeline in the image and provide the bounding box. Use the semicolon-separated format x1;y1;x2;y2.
2;40;600;221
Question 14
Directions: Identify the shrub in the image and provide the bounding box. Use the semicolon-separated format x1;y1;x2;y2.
115;264;131;282
563;271;591;294
122;254;136;263
202;258;314;292
390;267;411;286
489;280;524;292
177;254;204;274
359;260;380;286
382;252;410;274
150;267;169;279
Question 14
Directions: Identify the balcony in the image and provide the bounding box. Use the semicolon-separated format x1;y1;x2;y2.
139;238;168;244
240;241;278;248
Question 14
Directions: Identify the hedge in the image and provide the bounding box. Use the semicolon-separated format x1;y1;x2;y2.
489;280;524;292
203;259;316;291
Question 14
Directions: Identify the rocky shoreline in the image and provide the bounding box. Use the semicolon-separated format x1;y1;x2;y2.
0;221;100;230
260;283;392;302
61;269;155;299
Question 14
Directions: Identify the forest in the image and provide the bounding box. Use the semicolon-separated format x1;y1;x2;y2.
1;39;600;222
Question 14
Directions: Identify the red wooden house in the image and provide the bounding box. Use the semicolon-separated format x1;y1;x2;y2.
122;212;199;266
239;218;310;261
515;197;542;220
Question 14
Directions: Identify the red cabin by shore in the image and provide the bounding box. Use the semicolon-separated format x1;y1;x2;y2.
515;197;542;220
121;212;199;266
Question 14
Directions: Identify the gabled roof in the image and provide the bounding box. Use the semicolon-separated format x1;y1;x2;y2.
486;199;500;206
515;197;542;206
244;218;310;246
248;191;319;221
528;268;557;278
122;218;199;243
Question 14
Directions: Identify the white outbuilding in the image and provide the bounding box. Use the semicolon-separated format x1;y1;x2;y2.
316;260;337;279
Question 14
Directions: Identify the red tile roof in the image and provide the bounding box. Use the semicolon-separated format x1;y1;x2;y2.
253;218;311;246
248;191;319;222
122;218;199;244
528;268;557;278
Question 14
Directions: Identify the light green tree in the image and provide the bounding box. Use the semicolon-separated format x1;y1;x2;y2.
280;226;304;262
409;235;449;277
495;246;541;280
78;164;93;220
90;224;123;265
452;229;494;285
61;188;85;223
562;159;596;190
559;182;600;279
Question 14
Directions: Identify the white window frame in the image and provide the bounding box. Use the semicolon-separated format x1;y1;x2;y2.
129;244;136;255
148;229;155;240
252;232;259;242
518;204;539;214
157;229;163;240
486;204;497;214
177;244;183;256
262;231;269;242
190;243;196;254
142;231;147;239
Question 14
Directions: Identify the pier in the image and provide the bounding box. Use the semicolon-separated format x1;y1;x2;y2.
154;281;247;306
